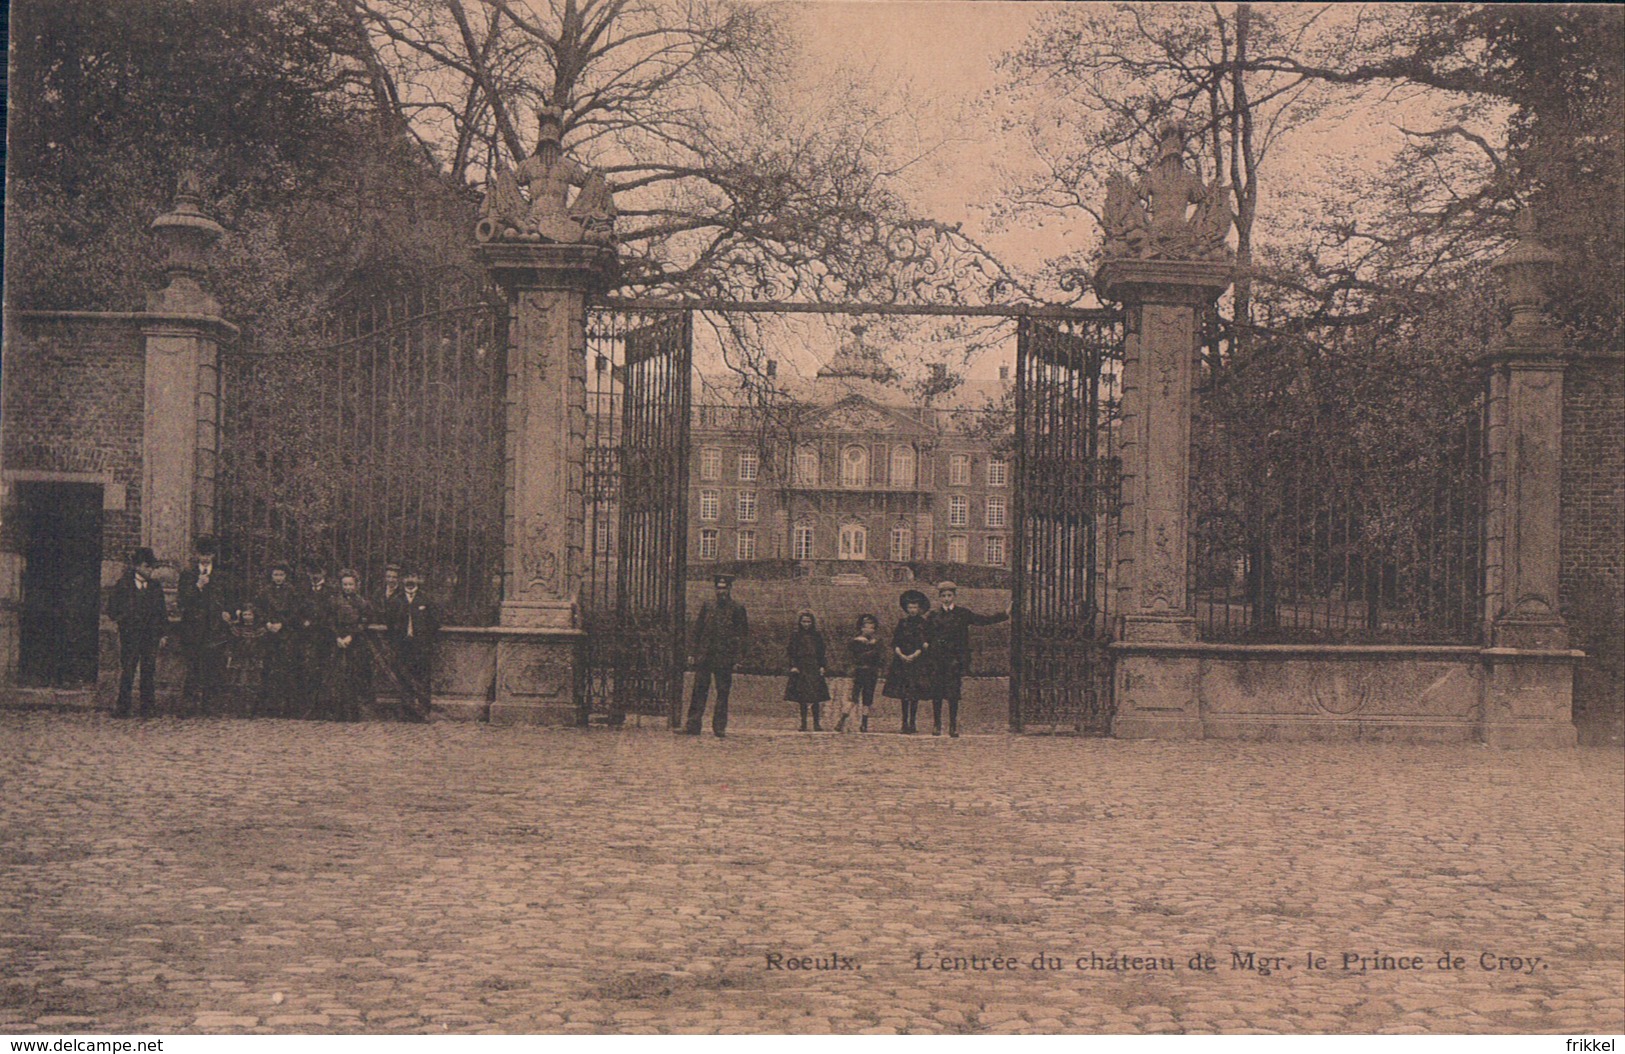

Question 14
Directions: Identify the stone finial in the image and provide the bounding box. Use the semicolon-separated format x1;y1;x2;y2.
476;106;617;248
149;169;225;314
1101;121;1233;263
1491;209;1562;344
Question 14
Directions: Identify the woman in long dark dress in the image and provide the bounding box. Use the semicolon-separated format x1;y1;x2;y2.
785;610;830;732
883;590;930;734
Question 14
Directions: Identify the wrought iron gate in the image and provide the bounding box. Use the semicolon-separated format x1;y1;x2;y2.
582;308;693;724
1011;315;1123;734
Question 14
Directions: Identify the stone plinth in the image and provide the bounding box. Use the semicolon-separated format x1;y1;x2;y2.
1096;257;1233;645
1108;642;1579;744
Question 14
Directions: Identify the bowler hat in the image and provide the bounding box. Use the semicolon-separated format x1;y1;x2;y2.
899;589;929;611
130;547;158;566
713;574;735;587
936;580;959;594
194;535;218;556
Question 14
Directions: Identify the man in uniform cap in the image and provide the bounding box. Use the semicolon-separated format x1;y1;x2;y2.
683;574;749;737
923;580;1008;737
107;547;168;718
385;567;441;722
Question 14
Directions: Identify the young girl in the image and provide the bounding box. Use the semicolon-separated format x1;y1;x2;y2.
835;614;883;733
785;610;830;732
883;590;930;734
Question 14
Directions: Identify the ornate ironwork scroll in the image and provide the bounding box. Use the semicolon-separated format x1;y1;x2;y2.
1011;315;1124;734
582;308;692;724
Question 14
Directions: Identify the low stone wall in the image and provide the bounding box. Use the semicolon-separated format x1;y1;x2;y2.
1112;642;1580;746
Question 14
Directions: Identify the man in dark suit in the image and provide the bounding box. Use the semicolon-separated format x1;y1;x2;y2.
923;580;1008;738
683;574;749;738
107;547;169;718
375;562;403;612
177;535;233;715
385;568;440;722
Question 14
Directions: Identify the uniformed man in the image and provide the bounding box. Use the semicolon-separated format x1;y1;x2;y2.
177;535;233;715
106;547;168;719
923;580;1008;738
385;568;440;722
683;574;749;738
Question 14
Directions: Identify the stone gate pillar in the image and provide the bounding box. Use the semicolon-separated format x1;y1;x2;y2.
1094;125;1234;739
1481;211;1578;747
473;105;619;723
144;173;234;563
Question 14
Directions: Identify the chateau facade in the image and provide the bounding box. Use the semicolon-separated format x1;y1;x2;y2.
683;330;1013;575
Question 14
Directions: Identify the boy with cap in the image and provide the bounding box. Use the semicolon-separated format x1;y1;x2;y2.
684;573;749;737
923;580;1009;737
106;547;168;718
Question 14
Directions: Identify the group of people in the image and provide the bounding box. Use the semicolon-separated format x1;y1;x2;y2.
105;536;441;722
685;575;1008;738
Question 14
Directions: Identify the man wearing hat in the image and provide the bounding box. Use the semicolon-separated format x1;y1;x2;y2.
923;580;1008;737
683;574;749;737
385;567;441;722
106;547;169;718
376;562;403;612
177;535;234;715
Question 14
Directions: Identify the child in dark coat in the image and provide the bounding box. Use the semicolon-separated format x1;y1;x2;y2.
883;590;931;734
835;614;883;733
785;610;830;732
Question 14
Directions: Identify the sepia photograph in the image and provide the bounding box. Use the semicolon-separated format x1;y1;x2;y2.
2;0;1622;1040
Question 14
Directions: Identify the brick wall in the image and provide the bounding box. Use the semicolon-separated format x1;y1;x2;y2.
1562;355;1625;730
1;315;146;560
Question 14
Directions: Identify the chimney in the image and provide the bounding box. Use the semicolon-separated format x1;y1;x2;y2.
998;365;1010;381
765;360;777;377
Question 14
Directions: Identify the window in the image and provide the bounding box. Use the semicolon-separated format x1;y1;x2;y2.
988;455;1008;487
986;495;1007;528
737;490;758;523
947;535;968;564
949;453;971;486
949;495;968;527
699;489;719;521
738;451;759;482
889;523;913;562
793;524;815;561
794;446;820;485
889;444;916;487
841;444;869;487
839;523;868;560
699;448;721;481
984;535;1006;566
699;528;719;560
736;530;757;561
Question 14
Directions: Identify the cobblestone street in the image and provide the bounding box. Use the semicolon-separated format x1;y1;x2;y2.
2;711;1621;1035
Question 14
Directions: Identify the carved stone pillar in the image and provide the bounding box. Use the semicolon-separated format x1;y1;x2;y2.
143;175;233;564
478;240;615;723
1092;124;1234;739
1481;212;1578;747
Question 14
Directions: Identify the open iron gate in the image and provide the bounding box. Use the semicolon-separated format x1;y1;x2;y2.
582;308;693;724
1011;314;1123;734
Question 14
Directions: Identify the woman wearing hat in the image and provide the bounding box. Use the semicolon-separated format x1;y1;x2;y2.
883;589;931;733
785;610;830;732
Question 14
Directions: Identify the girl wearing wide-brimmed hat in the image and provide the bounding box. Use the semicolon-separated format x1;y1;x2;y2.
883;589;931;733
785;610;831;731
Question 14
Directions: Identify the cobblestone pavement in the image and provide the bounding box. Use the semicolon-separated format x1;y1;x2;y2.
2;711;1621;1035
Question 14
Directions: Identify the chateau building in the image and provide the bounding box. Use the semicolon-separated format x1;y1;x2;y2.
684;328;1013;575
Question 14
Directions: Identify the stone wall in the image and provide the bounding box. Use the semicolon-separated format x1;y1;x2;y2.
1562;354;1625;734
1;314;147;563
